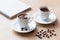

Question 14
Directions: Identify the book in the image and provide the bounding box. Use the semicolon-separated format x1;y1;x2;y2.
0;0;31;19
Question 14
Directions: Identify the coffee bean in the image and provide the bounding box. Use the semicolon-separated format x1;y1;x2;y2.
35;35;38;36
39;34;42;36
37;32;39;34
46;34;49;37
41;30;43;31
47;29;53;34
51;33;54;35
40;30;43;33
43;35;45;37
43;31;46;33
35;34;39;36
54;34;56;36
40;31;42;33
50;31;52;34
47;36;50;38
53;23;55;26
47;29;50;33
51;30;55;32
43;31;47;33
43;34;46;35
38;36;42;39
50;35;52;37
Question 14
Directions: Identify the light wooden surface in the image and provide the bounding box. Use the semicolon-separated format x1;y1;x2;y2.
0;0;60;40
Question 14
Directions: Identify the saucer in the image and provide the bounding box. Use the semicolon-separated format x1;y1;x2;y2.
32;8;57;24
11;18;36;33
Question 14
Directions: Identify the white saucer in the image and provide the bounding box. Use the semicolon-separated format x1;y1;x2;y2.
11;18;36;33
32;8;57;24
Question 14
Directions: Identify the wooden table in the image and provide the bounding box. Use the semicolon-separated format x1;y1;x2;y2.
0;0;60;40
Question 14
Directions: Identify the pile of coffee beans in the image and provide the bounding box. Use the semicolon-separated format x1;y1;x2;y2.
35;29;56;39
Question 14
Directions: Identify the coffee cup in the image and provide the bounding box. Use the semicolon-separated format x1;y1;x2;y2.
40;6;50;21
17;13;33;30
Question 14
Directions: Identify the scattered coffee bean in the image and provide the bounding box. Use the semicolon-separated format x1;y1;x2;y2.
53;34;56;36
50;31;52;34
39;34;42;36
43;35;45;37
37;32;39;34
40;30;43;33
51;30;55;32
35;34;39;36
40;31;42;33
50;35;52;37
43;31;46;33
43;34;46;35
43;31;46;34
38;36;42;39
53;23;55;26
46;34;48;37
47;36;50;38
41;29;43;31
47;29;50;33
51;33;54;35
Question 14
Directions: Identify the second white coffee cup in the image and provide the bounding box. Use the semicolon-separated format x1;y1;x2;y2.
40;6;50;21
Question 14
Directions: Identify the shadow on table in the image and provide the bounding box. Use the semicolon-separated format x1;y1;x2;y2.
36;19;59;29
0;8;31;20
13;28;38;37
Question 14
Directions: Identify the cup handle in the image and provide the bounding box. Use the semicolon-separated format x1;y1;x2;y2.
49;8;54;13
28;17;33;23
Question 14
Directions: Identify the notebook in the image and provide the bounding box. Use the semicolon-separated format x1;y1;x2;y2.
0;0;31;18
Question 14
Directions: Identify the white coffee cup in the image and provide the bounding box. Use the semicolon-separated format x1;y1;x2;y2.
40;6;50;21
17;14;33;29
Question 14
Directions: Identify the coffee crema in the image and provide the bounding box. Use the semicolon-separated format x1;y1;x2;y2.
40;7;49;12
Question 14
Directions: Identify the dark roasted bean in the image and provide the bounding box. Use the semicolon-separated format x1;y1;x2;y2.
50;35;52;37
43;35;45;37
37;32;39;34
51;30;55;32
47;29;50;33
38;37;42;39
54;34;56;36
51;33;54;35
35;34;39;36
47;36;50;38
41;30;43;31
39;34;42;36
53;23;55;26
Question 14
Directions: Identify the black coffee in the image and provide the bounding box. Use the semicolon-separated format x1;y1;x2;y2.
40;7;49;12
18;14;27;17
18;14;28;19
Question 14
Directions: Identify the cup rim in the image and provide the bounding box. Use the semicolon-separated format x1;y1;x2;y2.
17;13;27;18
